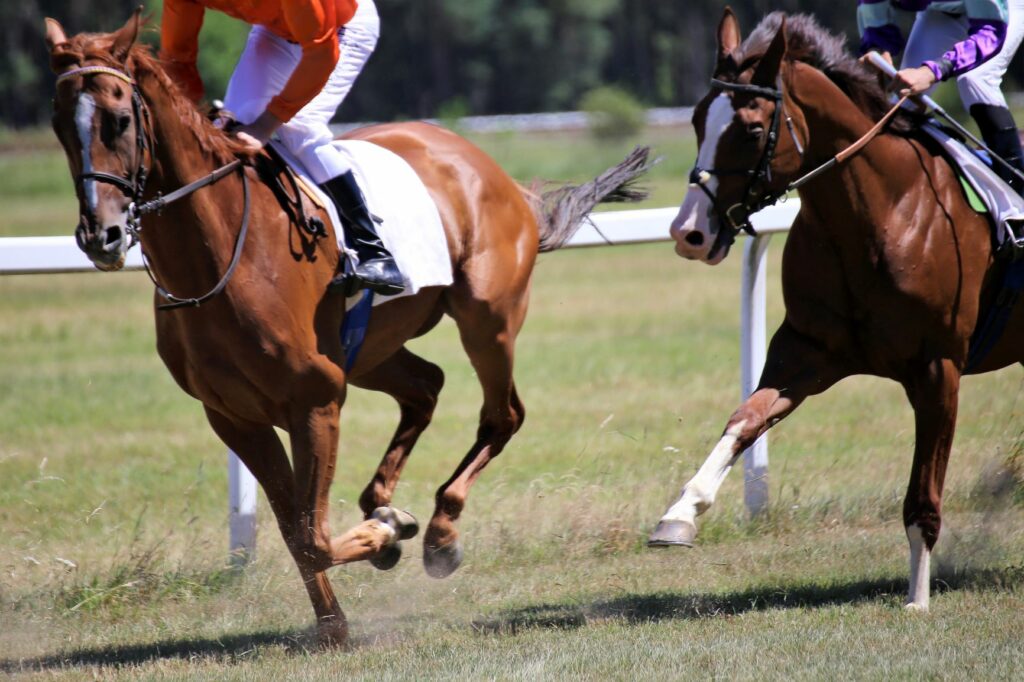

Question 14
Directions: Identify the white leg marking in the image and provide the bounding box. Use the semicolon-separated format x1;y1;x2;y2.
74;93;98;212
905;524;931;612
659;420;746;527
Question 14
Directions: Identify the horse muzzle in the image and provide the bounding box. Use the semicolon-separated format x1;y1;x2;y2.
671;189;732;265
75;218;128;272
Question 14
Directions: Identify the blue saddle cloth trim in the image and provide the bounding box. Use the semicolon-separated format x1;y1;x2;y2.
340;290;374;373
965;259;1024;372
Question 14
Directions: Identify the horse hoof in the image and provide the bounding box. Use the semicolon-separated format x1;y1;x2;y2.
904;602;929;614
369;542;402;571
371;506;420;541
316;620;349;649
647;519;698;547
423;540;463;579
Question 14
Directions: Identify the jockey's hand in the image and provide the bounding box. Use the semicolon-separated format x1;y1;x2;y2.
891;65;937;97
233;110;284;151
858;50;893;68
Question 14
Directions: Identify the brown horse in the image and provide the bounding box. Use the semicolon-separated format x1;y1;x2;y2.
46;12;650;645
649;9;1019;612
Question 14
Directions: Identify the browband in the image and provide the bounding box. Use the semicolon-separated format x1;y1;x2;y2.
56;65;135;86
710;78;782;101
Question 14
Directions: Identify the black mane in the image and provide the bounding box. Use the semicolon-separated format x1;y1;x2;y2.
738;12;916;133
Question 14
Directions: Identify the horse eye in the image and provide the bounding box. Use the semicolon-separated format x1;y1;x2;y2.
746;123;764;139
117;114;131;135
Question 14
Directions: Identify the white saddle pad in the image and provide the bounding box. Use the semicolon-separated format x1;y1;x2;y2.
269;139;453;306
923;123;1024;245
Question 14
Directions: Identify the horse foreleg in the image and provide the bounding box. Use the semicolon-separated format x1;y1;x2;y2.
203;407;348;646
288;401;413;570
901;358;960;612
649;320;849;546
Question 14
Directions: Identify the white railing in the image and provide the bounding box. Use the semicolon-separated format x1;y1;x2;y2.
0;201;798;561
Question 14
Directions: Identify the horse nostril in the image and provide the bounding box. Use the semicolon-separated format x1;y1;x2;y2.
103;225;124;250
684;231;704;247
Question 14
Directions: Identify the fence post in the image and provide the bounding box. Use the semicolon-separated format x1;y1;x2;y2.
741;234;771;516
228;450;258;565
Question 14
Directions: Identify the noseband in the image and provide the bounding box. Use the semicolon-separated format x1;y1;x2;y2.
688;77;805;249
56;64;250;310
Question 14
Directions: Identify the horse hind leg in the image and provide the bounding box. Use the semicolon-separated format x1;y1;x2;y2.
348;347;444;569
424;299;528;579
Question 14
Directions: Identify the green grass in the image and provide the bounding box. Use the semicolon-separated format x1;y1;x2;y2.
2;128;1024;679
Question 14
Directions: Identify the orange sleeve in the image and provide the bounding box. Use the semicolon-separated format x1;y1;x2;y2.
159;0;206;64
266;1;348;122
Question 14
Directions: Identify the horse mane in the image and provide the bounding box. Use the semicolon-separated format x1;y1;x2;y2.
54;31;253;165
737;12;918;134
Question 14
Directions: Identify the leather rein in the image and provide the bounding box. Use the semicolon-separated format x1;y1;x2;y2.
690;75;908;253
56;64;250;311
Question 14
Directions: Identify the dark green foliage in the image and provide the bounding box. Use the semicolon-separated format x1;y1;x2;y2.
580;86;645;140
5;1;1023;128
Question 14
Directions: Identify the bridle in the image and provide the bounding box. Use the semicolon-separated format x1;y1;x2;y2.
56;64;250;311
688;72;908;256
688;77;804;252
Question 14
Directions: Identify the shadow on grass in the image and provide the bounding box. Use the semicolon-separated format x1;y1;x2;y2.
473;564;1024;635
0;629;311;674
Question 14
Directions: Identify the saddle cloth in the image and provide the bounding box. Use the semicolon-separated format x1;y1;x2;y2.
269;139;453;306
922;123;1024;246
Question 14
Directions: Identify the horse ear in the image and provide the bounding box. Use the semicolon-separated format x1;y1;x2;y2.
110;7;143;63
752;17;787;87
44;18;68;52
718;7;742;60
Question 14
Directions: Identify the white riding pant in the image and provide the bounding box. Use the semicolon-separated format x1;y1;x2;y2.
901;0;1024;109
224;0;379;183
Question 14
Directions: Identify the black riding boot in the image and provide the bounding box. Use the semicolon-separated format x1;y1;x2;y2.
320;170;405;296
970;103;1024;194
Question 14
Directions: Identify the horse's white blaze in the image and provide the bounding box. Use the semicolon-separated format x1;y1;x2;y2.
659;420;746;527
906;524;931;611
75;93;98;212
671;94;733;260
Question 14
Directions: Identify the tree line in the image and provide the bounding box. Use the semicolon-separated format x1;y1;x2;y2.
4;0;1021;129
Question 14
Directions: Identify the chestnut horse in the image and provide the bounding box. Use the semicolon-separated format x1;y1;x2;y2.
650;10;1021;612
46;13;650;645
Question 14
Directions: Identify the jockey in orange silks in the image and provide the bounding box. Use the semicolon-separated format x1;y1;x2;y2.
161;0;404;296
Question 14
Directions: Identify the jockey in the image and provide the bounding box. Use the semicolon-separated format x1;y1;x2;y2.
160;0;404;296
858;0;1024;191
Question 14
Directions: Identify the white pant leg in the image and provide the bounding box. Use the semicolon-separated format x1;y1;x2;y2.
901;10;969;98
279;0;380;183
223;25;300;125
958;0;1024;108
223;0;380;184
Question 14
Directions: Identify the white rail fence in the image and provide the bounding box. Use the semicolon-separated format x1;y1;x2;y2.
0;201;798;562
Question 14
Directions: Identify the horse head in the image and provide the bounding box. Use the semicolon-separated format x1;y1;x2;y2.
671;9;805;264
46;11;147;272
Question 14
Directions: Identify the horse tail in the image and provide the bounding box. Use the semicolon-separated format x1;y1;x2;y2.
526;146;654;253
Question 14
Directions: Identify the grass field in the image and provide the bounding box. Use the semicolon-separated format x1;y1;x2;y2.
2;126;1024;679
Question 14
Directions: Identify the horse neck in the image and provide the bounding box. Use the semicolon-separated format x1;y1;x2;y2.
786;66;912;240
134;69;242;288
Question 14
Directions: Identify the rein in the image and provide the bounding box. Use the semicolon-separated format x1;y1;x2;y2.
690;75;908;248
57;64;250;311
